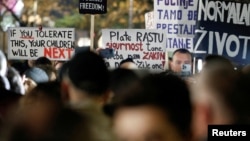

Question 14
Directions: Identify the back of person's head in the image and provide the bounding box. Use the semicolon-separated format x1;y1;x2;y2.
119;58;137;69
0;75;10;90
110;73;192;140
191;55;238;141
23;81;62;101
203;55;234;70
109;68;140;97
6;67;25;95
66;51;110;96
227;72;250;124
23;67;49;84
36;65;57;81
57;61;69;82
34;57;52;66
0;50;7;76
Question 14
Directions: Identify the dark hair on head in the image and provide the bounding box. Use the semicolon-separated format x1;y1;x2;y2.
119;58;135;66
204;55;231;64
57;61;70;82
109;68;139;96
203;54;234;70
6;67;25;94
25;81;62;101
172;49;192;57
225;72;250;124
34;57;52;66
67;51;110;96
109;73;192;138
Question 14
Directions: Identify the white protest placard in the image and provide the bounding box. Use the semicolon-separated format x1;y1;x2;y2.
8;27;75;60
145;11;154;29
154;0;198;52
102;29;166;71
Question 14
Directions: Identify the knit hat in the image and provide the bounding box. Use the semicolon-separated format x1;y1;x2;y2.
24;67;49;84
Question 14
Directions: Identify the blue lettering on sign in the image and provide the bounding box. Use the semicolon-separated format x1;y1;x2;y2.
157;0;194;9
166;37;192;49
156;23;196;35
157;9;182;20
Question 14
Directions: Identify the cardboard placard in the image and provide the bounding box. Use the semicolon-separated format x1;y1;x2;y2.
8;27;75;60
154;0;198;52
102;29;166;71
79;0;107;14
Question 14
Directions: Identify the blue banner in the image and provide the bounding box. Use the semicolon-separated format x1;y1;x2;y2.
193;0;250;65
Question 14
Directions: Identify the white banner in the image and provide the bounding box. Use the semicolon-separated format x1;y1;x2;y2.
154;0;198;52
8;27;75;60
102;29;166;71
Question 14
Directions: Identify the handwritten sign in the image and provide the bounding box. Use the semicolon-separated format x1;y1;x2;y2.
154;0;198;52
102;29;166;71
79;0;107;14
145;11;154;29
194;0;250;64
8;27;75;60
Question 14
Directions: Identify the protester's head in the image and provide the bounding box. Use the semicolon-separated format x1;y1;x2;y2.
34;57;52;66
62;51;110;106
23;67;49;94
0;50;7;76
0;75;11;91
119;58;137;69
109;68;140;103
170;49;192;73
203;54;234;70
36;65;57;81
53;60;66;71
111;74;192;141
191;55;237;141
6;67;25;95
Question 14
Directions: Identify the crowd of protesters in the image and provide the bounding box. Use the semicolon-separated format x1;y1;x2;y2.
0;47;249;141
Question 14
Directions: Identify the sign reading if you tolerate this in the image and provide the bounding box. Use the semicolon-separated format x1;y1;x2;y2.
79;0;107;14
8;27;75;60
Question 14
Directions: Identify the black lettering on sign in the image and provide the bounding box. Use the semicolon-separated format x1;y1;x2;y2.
128;54;140;59
10;40;26;48
29;40;46;47
115;62;120;68
113;51;124;60
11;49;28;57
10;29;16;37
20;30;34;39
136;32;164;43
110;31;132;41
146;42;163;51
136;60;150;69
152;64;164;70
30;49;38;57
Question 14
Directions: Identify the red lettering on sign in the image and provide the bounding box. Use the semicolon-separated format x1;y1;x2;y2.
44;47;73;59
142;52;165;60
